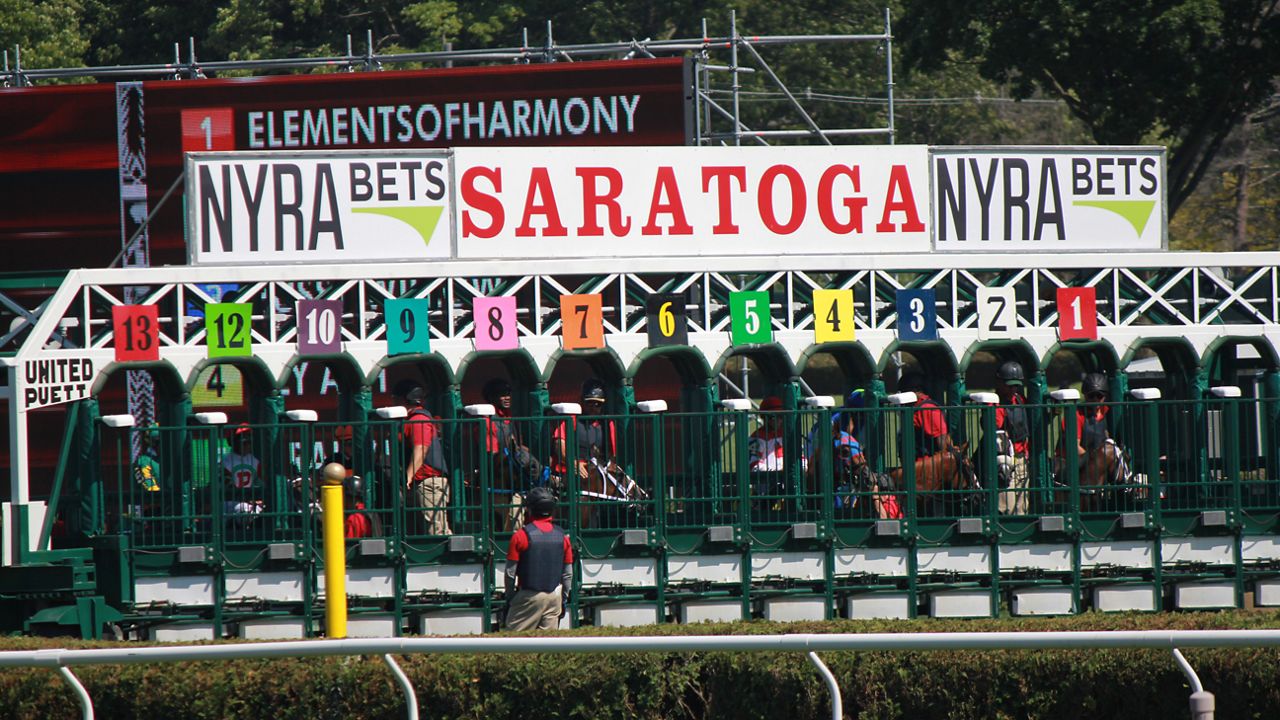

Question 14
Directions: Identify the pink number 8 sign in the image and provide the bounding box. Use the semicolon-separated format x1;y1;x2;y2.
473;296;519;350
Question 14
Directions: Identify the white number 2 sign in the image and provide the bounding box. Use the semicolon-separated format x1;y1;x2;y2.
976;286;1017;340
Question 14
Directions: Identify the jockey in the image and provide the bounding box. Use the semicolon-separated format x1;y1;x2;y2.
1074;372;1113;457
551;378;619;487
994;361;1031;515
897;372;953;458
748;395;787;472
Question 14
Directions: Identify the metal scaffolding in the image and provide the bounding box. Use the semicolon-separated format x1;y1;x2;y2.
0;11;897;147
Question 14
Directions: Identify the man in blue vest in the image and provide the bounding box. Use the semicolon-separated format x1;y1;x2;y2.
503;486;574;631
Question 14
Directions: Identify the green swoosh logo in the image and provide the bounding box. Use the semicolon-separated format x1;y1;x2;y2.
1072;200;1156;237
352;206;444;247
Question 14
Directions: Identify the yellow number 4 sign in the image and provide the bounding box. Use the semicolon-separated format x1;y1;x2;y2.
813;289;856;343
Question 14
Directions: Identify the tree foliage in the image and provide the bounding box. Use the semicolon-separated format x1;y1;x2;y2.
898;0;1280;217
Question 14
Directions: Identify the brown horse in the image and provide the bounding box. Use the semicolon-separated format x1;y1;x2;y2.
578;458;649;529
1075;440;1140;512
888;442;979;515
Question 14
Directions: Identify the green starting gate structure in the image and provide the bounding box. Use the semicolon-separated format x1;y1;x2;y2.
2;250;1279;639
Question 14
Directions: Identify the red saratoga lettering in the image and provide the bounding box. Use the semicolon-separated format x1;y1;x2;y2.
701;166;746;235
515;167;568;237
577;167;631;236
641;167;693;236
757;164;806;235
875;164;925;233
818;165;867;234
460;166;503;238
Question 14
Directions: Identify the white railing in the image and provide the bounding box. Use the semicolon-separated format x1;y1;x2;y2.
5;630;1278;720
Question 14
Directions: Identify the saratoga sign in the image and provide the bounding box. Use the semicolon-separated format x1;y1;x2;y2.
452;145;932;258
932;147;1166;251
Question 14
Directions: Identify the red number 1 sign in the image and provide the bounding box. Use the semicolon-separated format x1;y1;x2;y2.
1057;287;1098;341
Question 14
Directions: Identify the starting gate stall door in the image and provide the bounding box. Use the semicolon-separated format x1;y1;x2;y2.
883;348;997;618
1207;341;1280;607
717;348;826;622
799;346;903;619
90;366;196;632
381;359;486;636
960;346;1075;616
546;355;660;628
456;352;545;631
631;350;735;624
283;357;395;639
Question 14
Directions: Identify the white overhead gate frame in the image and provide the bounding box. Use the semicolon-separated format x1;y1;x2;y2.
4;630;1276;720
7;251;1280;509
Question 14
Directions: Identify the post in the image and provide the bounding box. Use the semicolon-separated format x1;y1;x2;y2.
321;462;347;638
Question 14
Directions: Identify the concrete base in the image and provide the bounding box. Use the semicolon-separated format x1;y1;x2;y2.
1010;587;1074;616
761;596;826;622
1093;584;1158;612
419;610;486;636
845;593;912;620
346;613;399;638
1255;578;1280;606
1174;582;1238;610
149;622;216;642
238;617;306;640
929;590;993;618
679;599;744;624
594;602;660;628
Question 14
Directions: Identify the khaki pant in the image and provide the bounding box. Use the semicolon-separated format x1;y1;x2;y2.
412;475;451;536
998;454;1030;515
499;491;525;532
505;588;561;631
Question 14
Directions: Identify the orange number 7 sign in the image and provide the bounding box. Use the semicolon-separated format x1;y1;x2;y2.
560;294;604;350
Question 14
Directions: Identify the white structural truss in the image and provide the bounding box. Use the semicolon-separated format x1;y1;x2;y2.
4;249;1280;504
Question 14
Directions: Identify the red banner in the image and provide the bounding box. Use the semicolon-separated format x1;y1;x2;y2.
0;58;691;271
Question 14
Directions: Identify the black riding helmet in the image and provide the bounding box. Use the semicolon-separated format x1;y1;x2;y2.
581;378;607;403
997;361;1025;385
897;372;925;393
1082;373;1108;397
525;486;557;517
483;378;512;402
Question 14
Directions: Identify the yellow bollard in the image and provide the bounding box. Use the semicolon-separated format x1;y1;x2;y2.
320;462;347;639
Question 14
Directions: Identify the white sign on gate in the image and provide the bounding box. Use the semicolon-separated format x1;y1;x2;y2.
976;286;1018;340
187;151;454;265
20;355;96;411
932;146;1166;252
452;145;932;258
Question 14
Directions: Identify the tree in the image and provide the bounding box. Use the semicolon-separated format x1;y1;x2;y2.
898;0;1280;216
0;0;92;73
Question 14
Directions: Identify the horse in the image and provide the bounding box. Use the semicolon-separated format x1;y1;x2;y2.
578;457;650;529
1074;439;1141;512
887;442;980;516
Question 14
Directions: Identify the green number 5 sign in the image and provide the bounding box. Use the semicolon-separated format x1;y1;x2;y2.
729;290;772;345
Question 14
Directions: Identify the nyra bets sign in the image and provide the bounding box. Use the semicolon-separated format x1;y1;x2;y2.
187;150;452;264
452;145;931;258
932;147;1166;251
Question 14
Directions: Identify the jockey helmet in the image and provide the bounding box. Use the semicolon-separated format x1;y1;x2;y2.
759;396;783;411
997;361;1025;385
344;475;364;497
898;372;925;393
581;378;607;404
1082;373;1108;397
525;486;558;517
843;389;866;408
483;378;512;401
394;379;426;406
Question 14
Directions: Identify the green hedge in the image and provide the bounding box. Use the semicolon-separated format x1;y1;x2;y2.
2;612;1279;719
